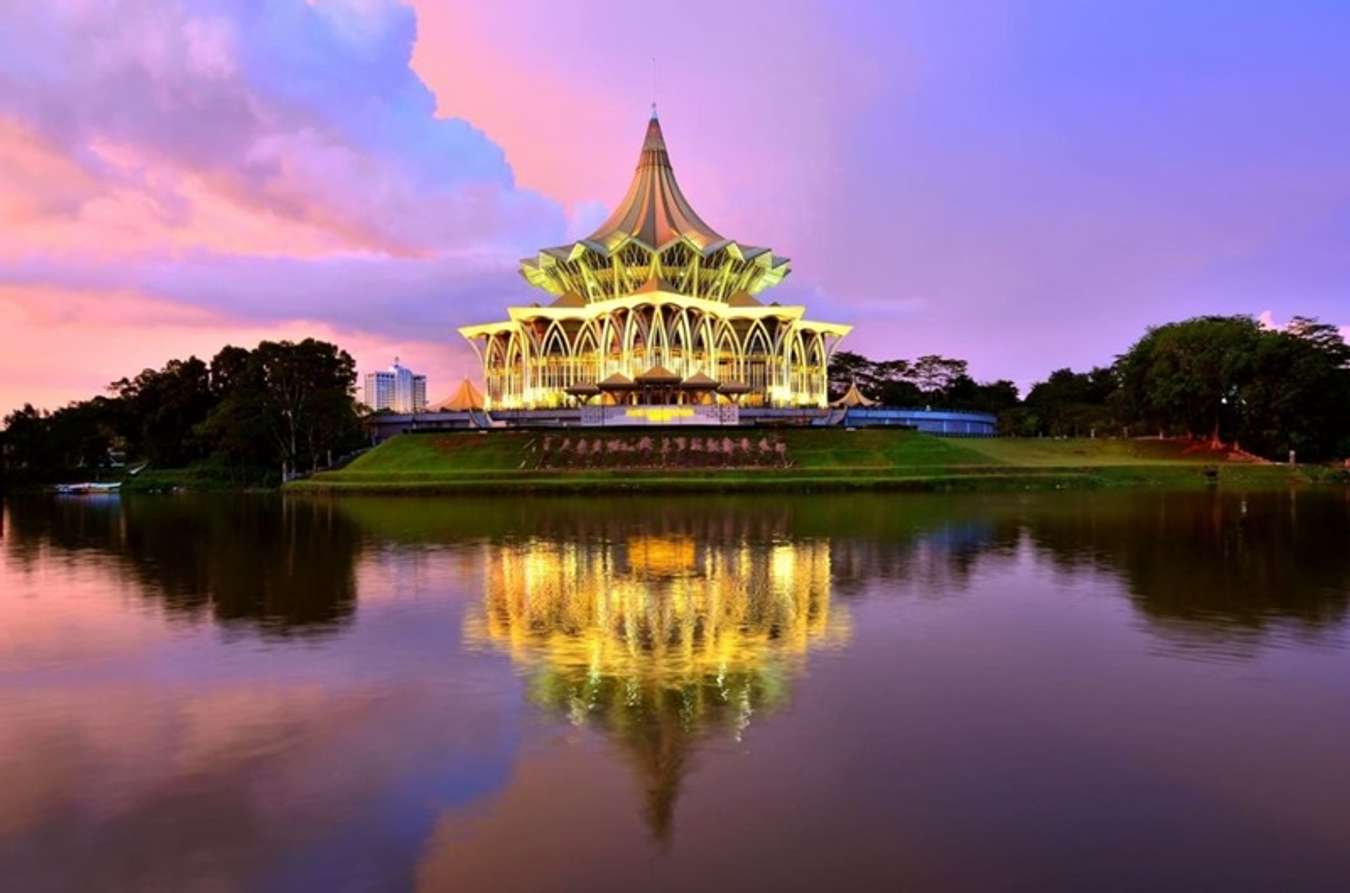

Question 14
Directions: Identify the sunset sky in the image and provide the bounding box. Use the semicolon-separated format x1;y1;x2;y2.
2;0;1347;414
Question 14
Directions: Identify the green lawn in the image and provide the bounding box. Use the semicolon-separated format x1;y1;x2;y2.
290;430;1317;495
338;430;530;475
959;436;1236;467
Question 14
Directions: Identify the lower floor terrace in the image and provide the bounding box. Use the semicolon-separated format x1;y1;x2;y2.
362;406;998;442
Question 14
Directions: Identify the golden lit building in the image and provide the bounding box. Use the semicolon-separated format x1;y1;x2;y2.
459;113;852;410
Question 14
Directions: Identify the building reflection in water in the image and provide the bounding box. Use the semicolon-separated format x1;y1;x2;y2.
463;531;850;838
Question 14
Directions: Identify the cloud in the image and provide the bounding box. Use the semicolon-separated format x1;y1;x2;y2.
0;0;564;256
0;0;570;409
1;250;518;339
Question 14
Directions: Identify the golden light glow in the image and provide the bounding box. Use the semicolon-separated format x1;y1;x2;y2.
624;406;694;423
461;531;850;838
464;534;848;689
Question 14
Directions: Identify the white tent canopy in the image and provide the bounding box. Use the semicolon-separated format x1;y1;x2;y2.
831;382;877;408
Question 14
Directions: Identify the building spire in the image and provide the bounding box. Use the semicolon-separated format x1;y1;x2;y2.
574;111;722;250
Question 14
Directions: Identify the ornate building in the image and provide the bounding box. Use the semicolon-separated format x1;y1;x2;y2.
459;113;851;409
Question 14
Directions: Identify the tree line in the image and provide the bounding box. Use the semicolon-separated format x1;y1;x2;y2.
831;315;1350;461
827;352;1021;416
4;313;1347;484
1;339;362;485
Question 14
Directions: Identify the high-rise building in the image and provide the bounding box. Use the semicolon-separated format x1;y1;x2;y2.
364;358;427;413
364;370;395;412
411;374;427;413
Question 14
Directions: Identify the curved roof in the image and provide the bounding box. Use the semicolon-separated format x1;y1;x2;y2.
586;115;723;253
519;113;791;300
831;382;878;408
433;378;485;411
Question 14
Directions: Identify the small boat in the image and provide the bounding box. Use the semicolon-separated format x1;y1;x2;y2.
53;481;122;495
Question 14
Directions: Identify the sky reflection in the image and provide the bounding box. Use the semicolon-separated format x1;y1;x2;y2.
3;490;1350;890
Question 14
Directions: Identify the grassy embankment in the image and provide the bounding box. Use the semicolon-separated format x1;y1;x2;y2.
288;429;1331;495
120;464;277;493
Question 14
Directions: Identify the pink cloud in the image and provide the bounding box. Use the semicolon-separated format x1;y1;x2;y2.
0;0;561;412
0;1;562;257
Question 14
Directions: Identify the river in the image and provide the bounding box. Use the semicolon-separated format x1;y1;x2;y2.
2;489;1349;891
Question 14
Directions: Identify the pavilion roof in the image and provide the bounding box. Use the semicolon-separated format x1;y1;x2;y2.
831;382;878;408
432;378;485;411
635;364;682;384
681;371;719;389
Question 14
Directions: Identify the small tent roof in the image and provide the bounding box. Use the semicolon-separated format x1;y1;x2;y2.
680;371;719;389
831;382;878;408
434;378;485;411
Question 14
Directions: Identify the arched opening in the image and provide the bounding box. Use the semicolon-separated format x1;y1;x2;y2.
743;322;772;405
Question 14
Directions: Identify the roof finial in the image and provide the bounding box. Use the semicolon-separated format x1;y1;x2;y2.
650;56;658;119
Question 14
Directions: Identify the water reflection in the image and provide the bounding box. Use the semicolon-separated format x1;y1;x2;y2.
3;495;358;635
1020;491;1350;653
6;489;1348;652
463;530;848;838
3;489;1350;890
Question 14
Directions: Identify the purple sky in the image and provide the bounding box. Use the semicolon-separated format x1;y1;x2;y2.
2;0;1347;412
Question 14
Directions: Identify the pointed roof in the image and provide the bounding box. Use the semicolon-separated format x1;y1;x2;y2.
517;113;792;300
831;382;878;408
587;114;724;253
434;378;485;411
598;371;637;389
680;371;719;389
635;364;681;384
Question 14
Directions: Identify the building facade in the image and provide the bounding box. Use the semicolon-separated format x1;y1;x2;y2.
364;359;427;413
459;114;851;410
409;373;427;414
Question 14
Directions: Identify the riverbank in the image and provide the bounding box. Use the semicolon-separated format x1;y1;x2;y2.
286;430;1339;495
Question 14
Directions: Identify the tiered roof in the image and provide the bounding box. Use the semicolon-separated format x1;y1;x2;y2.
520;114;791;303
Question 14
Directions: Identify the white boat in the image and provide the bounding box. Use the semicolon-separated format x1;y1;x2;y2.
53;481;122;495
